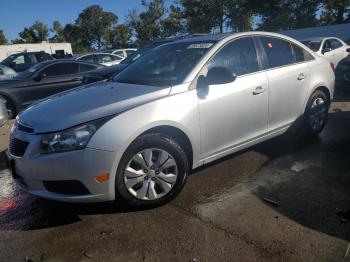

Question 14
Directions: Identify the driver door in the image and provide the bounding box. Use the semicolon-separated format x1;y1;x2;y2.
197;37;269;162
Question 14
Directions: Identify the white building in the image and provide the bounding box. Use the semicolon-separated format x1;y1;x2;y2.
0;42;73;61
279;23;350;43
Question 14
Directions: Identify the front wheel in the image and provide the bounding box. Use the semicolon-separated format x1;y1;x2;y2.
302;90;329;136
115;133;188;208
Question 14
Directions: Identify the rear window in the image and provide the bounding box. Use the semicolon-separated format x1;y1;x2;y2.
291;43;314;63
260;37;295;68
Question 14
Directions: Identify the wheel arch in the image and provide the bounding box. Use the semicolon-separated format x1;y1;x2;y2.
140;125;194;170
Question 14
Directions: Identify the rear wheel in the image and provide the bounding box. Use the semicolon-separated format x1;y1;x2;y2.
115;133;188;208
302;90;329;136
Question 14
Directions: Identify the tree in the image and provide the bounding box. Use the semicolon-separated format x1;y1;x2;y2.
0;30;7;45
320;0;350;25
252;0;321;31
63;23;90;53
226;0;254;32
17;21;49;43
50;21;66;42
75;5;118;50
160;5;185;37
106;24;133;48
129;0;166;45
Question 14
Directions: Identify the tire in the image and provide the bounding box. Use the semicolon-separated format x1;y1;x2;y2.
0;95;16;119
115;133;189;208
302;90;329;136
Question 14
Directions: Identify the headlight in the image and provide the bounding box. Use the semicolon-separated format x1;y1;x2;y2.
40;118;111;153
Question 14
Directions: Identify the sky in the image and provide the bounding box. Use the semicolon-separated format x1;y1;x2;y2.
0;0;148;41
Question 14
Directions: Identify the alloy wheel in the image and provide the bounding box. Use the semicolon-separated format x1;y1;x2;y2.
309;97;327;131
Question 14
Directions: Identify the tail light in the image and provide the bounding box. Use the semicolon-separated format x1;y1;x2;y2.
330;63;335;72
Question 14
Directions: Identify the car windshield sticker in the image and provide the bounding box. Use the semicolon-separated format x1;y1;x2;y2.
187;43;214;49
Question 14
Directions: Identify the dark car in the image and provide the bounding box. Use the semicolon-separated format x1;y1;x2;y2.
0;60;104;117
335;54;350;89
1;51;54;72
82;36;196;84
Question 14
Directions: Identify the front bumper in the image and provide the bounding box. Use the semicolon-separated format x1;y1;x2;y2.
7;129;117;203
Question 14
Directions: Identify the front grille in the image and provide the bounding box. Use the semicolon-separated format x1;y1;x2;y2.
9;137;29;157
43;180;90;195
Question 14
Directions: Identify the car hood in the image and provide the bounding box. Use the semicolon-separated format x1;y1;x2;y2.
19;81;171;133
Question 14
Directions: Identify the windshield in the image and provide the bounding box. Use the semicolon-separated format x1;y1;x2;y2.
13;62;45;79
301;40;321;52
1;54;18;65
120;44;154;65
114;42;215;87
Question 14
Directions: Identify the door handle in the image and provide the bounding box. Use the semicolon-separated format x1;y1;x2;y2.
253;86;265;95
297;73;306;81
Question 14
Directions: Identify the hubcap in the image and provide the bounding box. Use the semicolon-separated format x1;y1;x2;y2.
124;148;178;200
309;97;327;131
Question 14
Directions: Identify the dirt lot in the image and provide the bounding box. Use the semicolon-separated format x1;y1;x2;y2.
0;93;350;262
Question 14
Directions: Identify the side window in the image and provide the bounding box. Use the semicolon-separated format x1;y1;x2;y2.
80;63;98;72
260;37;295;68
80;55;95;63
97;54;113;63
291;43;314;62
208;37;259;76
41;63;79;77
113;51;124;57
126;50;135;56
323;40;332;50
13;55;26;65
330;39;343;49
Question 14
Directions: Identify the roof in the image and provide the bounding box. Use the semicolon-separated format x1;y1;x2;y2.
37;59;103;67
300;37;336;41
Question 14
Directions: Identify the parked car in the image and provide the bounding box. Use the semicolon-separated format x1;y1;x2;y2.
73;53;123;66
0;60;103;117
0;65;17;76
301;37;350;67
7;32;334;208
335;55;350;87
1;51;54;72
101;48;137;59
0;97;7;127
83;37;194;84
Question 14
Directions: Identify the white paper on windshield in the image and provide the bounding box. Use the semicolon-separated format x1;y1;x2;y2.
187;43;213;49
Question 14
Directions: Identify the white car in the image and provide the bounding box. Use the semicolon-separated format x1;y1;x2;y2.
102;49;136;59
301;37;350;67
8;32;335;207
74;53;123;66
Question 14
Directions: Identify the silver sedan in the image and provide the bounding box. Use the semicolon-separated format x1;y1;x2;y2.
7;32;335;208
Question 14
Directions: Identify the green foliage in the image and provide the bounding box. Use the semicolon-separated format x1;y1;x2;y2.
320;0;350;25
129;0;166;45
7;1;350;53
17;21;49;43
50;21;66;42
0;30;7;45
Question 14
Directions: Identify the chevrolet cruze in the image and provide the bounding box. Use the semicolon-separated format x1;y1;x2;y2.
7;32;335;208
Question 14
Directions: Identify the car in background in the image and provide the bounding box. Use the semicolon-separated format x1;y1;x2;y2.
0;97;7;126
73;53;123;66
0;60;103;117
301;37;350;67
335;55;350;88
101;48;136;59
1;51;54;72
82;37;193;84
8;32;334;207
0;65;17;76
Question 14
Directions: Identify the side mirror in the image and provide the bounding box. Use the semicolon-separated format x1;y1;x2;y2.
346;47;350;53
206;67;236;85
322;47;332;54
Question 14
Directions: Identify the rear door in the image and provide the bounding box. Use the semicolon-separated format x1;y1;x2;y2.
23;62;82;105
257;36;312;132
